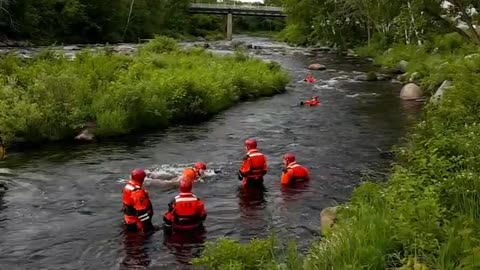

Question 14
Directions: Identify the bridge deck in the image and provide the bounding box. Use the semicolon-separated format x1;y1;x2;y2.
189;3;285;17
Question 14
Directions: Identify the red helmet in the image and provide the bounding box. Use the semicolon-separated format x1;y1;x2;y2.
245;139;257;149
131;168;146;183
179;179;193;193
283;153;296;164
312;95;318;100
194;162;207;171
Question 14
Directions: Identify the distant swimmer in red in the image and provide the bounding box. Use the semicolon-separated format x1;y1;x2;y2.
300;95;320;106
304;74;316;84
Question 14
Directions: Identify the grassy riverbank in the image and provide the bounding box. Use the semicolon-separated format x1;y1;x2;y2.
192;32;480;269
0;36;289;146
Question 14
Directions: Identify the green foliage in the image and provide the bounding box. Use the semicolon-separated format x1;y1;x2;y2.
299;32;480;269
192;236;304;270
0;0;195;43
0;36;289;144
0;0;285;44
281;0;479;47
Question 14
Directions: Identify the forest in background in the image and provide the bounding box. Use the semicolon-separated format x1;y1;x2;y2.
0;0;284;44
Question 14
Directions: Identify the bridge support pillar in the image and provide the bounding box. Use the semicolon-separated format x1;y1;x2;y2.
226;12;233;41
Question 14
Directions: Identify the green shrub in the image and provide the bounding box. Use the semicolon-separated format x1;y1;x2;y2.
192;236;304;270
0;36;289;144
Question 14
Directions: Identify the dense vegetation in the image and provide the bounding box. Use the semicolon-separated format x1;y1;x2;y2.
278;0;479;47
0;36;289;145
193;1;480;269
0;0;284;44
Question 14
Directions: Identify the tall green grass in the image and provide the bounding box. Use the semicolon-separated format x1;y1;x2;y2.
192;33;480;269
0;36;289;145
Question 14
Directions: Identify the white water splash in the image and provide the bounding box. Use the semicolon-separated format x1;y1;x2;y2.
346;93;380;98
116;163;219;184
0;168;12;174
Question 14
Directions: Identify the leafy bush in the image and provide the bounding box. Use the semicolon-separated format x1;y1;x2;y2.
192;236;304;270
0;36;289;144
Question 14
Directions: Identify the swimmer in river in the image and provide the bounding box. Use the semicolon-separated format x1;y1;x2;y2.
145;162;208;186
300;95;320;106
304;73;316;84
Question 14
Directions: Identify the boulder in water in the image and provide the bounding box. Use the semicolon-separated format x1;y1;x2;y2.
377;74;392;81
354;72;377;81
308;63;326;70
320;206;338;236
400;83;423;100
75;130;95;142
75;122;96;142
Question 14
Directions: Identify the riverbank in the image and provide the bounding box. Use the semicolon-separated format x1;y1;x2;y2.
192;32;480;269
0;36;289;150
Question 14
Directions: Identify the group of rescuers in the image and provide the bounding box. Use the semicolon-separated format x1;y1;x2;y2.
122;138;310;234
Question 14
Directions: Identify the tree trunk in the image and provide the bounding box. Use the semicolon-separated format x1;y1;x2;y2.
423;7;472;42
452;0;480;43
123;0;136;40
367;21;371;45
407;1;422;45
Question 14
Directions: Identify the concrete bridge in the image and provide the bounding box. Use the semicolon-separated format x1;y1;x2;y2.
189;3;286;40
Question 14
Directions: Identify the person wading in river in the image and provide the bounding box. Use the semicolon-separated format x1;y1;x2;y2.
238;139;268;187
163;178;207;232
280;153;310;185
122;169;154;233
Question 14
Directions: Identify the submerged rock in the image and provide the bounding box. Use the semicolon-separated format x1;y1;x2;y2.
75;122;96;142
75;130;95;142
308;63;326;70
354;72;377;81
377;74;392;81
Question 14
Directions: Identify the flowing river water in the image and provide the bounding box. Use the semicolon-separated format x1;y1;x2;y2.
0;35;422;269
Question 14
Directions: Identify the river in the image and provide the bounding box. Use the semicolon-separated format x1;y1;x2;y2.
0;35;422;270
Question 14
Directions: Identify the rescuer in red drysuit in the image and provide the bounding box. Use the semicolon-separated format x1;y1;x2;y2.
163;179;207;231
122;169;154;232
281;153;310;185
238;139;268;187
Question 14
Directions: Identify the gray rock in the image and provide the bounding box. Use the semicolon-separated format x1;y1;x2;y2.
308;63;326;70
75;130;95;142
354;72;378;81
397;60;409;73
400;83;423;100
409;72;421;83
377;74;392;81
430;80;452;104
320;206;338;236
